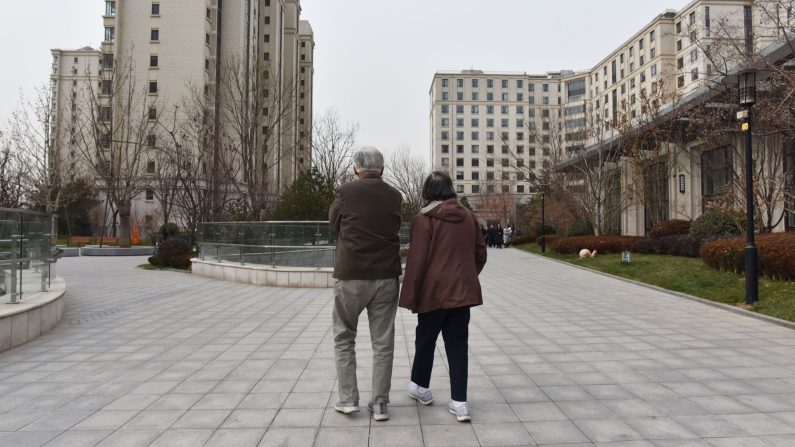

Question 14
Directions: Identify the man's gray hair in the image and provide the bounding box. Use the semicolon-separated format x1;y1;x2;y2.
353;146;384;174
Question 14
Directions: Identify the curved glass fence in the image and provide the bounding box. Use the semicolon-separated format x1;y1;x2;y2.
0;208;60;304
198;221;410;268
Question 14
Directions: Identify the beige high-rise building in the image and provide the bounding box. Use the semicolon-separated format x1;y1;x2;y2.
55;0;314;226
430;0;793;226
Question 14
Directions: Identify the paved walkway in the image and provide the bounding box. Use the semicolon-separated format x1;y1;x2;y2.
1;250;795;447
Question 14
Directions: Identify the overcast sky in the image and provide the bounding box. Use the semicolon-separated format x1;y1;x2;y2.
0;0;690;161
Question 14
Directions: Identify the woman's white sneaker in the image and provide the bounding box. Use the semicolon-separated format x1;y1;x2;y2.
448;400;471;422
334;401;359;414
408;382;434;405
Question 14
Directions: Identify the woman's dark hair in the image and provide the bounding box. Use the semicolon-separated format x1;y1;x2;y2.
422;171;457;202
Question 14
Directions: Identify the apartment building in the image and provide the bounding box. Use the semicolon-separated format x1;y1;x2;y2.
56;0;314;227
49;47;102;178
430;0;794;227
429;70;576;218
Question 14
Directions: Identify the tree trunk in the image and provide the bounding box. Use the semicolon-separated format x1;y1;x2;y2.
118;202;132;248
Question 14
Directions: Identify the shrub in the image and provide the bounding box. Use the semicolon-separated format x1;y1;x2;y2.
149;239;192;269
566;220;594;237
650;219;691;239
633;234;703;258
550;235;643;255
690;209;743;239
159;222;180;240
535;235;559;246
510;235;535;246
700;233;795;281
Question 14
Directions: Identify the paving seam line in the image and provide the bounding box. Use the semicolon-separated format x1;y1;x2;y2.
512;248;795;332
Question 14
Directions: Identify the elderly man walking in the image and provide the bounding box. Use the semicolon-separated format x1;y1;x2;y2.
329;146;402;421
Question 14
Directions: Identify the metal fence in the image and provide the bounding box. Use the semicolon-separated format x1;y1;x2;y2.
197;221;410;268
0;208;61;304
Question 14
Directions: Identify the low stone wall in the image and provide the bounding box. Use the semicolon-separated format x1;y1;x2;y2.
81;246;155;256
0;277;66;353
192;259;335;288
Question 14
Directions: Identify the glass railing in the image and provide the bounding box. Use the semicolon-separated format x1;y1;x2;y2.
197;221;411;268
0;208;61;304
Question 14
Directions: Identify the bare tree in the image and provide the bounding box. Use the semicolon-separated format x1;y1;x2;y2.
219;56;300;220
0;131;26;208
312;108;358;187
384;146;428;219
73;56;157;247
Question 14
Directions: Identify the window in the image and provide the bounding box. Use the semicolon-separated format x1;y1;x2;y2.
487;158;494;167
677;58;684;70
542;97;549;105
516;106;524;114
456;158;464;167
264;16;271;24
516;119;524;127
542;83;549;92
456;145;464;153
677;39;682;51
456;131;464;140
149;81;158;93
441;131;449;141
517;185;525;193
501;79;508;88
502;171;510;181
441;144;449;153
101;80;112;95
472;92;479;100
100;107;112;122
486;132;494;141
517;93;523;101
487;79;494;88
151;29;160;41
442;92;449;100
487;92;494;101
650;48;656;58
640;71;646;83
457;92;464;101
487;105;494;114
501;106;509;114
501;93;509;101
104;26;115;42
207;7;212;19
457;79;464;88
102;53;114;69
150;55;158;67
146;189;155;201
691;68;699;81
472;79;478;87
639;38;644;50
650;30;656;42
486;119;494;127
651;64;657;77
441;105;449;114
472;145;479;154
639;55;645;66
105;1;116;15
456;185;464;193
689;11;696;25
456;105;464;114
501;119;509;128
516;132;524;141
207;33;212;45
691;49;698;62
528;83;534;92
676;21;682;34
441;118;449;128
471;118;479;127
456;118;464;127
147;134;157;147
441;78;449;87
147;161;156;174
441;158;449;166
471;131;480;140
151;3;160;15
472;158;480;167
148;107;157;120
487;145;494;154
701;146;733;205
705;6;711;37
744;6;753;55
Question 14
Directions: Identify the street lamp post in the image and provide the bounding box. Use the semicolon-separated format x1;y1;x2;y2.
539;184;548;253
737;70;762;305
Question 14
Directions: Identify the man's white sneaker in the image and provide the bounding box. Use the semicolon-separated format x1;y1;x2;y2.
448;400;471;422
369;402;389;421
408;382;434;405
334;401;360;414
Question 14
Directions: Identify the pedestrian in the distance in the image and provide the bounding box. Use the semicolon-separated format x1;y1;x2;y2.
399;171;488;422
496;224;504;249
503;224;512;248
329;146;402;422
480;224;487;242
486;224;496;247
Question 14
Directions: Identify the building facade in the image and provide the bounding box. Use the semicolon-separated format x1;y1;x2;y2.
53;0;314;230
430;0;794;231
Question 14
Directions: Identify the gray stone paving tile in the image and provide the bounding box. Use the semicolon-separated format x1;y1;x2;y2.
122;409;184;430
573;418;644;443
171;409;231;429
314;427;369;447
421;424;479;447
147;393;203;410
719;413;795;436
204;428;265;447
472;422;535;446
270;408;324;428
524;420;591;444
704;438;773;446
672;415;749;438
622;417;699;440
369;425;424;447
601;399;665;418
760;435;795;446
510;402;569;422
0;430;61;447
20;411;94;432
42;430;111;447
468;403;519;423
257;427;316;447
71;411;138;431
222;409;278;429
557;400;616;420
148;428;213;447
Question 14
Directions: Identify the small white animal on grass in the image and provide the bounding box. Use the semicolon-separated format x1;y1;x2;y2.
578;249;598;259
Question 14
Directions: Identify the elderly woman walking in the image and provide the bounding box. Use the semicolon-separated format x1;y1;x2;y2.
399;171;487;422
